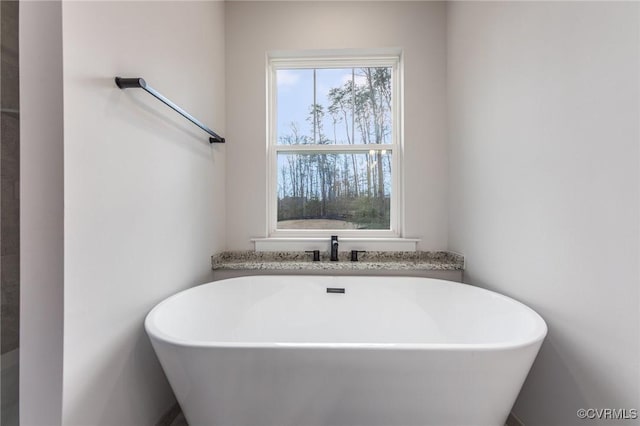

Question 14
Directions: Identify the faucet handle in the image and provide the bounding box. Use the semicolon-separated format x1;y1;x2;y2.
350;250;366;262
305;250;320;261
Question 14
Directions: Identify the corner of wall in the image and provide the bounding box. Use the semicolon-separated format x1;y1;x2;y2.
19;1;65;424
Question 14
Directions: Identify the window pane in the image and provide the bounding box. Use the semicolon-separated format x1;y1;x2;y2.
353;67;392;145
277;151;392;230
276;67;392;146
276;69;313;144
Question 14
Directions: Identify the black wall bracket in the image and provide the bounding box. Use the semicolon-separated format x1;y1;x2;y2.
115;77;225;144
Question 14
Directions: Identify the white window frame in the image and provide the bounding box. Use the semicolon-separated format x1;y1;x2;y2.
266;50;404;239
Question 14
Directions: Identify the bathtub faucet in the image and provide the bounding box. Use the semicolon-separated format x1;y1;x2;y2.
330;235;339;261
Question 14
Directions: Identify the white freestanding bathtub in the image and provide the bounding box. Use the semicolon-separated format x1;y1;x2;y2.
145;275;546;426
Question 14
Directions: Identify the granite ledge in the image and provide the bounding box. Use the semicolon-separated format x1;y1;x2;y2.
212;251;464;271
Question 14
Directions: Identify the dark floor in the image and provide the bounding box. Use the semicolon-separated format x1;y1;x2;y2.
169;412;188;426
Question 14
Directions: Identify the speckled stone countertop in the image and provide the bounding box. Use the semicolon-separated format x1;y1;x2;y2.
211;251;464;271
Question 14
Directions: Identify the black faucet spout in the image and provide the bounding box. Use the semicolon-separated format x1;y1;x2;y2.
330;235;339;261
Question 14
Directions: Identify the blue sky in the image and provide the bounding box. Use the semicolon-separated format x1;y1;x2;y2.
276;68;364;145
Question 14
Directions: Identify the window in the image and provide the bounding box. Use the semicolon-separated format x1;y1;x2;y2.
268;52;402;237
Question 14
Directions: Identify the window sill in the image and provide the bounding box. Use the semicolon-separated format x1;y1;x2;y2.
251;237;420;252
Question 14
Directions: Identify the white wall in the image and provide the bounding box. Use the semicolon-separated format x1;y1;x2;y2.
225;1;448;250
447;2;639;425
60;1;226;424
19;1;64;424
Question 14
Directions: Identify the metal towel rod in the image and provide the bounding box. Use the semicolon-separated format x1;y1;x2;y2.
115;77;225;144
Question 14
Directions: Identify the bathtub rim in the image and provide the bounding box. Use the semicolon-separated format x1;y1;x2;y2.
145;275;548;351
